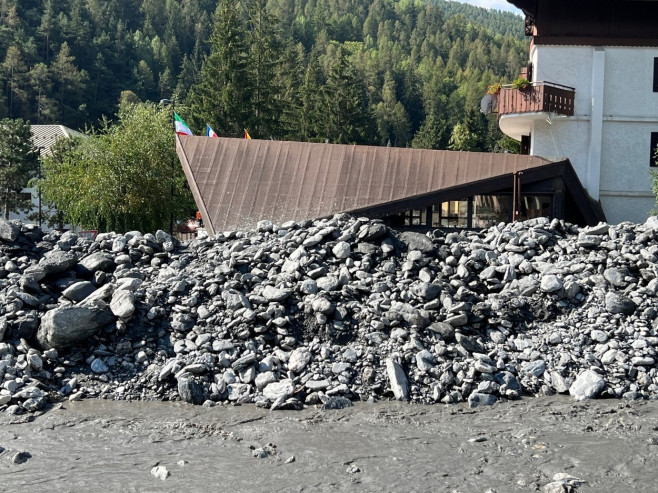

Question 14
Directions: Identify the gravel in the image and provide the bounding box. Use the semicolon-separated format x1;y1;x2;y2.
0;214;657;415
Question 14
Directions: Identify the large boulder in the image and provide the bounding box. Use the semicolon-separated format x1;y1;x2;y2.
24;251;77;281
0;219;19;242
77;252;115;277
37;301;116;349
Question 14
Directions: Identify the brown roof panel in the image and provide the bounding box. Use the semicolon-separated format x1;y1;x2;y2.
176;136;557;236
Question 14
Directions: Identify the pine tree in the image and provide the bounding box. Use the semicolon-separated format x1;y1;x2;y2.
245;0;284;138
321;45;373;144
0;118;38;219
186;0;250;136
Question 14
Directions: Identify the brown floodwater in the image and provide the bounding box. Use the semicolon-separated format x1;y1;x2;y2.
2;396;658;492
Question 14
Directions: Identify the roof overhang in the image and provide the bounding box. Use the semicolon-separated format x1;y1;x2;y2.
176;137;601;235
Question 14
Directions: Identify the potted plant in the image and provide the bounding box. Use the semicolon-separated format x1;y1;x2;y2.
487;82;501;95
512;77;531;91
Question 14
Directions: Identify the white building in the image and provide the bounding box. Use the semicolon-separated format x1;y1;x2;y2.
499;0;658;224
9;125;85;230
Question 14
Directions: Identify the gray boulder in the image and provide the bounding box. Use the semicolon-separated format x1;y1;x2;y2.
569;370;605;400
37;301;115;349
0;219;19;242
386;358;409;401
63;281;97;302
77;252;115;277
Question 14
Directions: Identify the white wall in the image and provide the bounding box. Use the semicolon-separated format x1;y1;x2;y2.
527;44;658;224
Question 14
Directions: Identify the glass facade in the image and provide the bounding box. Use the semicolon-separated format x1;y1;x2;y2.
395;194;551;229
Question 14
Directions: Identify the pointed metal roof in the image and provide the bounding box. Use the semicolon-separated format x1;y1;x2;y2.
175;136;579;236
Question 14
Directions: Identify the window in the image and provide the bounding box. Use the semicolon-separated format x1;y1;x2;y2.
651;132;658;167
654;58;658;92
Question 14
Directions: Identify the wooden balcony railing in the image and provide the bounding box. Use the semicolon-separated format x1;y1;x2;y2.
497;81;575;118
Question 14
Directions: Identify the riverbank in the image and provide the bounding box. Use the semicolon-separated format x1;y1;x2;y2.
2;396;658;492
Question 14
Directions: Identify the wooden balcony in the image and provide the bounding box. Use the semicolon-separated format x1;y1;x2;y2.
497;82;575;118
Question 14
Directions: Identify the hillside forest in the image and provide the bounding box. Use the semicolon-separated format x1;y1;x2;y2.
0;0;528;151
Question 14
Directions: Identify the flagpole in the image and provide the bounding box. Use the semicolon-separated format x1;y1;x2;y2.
160;99;175;236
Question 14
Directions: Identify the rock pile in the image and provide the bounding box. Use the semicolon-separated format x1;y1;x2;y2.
1;214;658;414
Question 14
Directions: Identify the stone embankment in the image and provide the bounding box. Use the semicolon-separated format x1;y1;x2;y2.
1;214;657;414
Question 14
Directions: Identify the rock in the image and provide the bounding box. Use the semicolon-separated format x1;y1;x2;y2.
110;290;136;318
262;285;291;302
11;451;31;464
397;231;434;253
177;375;205;405
37;302;116;350
288;348;311;373
77;252;115;277
605;292;636;315
62;281;97;302
332;241;351;259
322;396;353;410
468;392;497;408
569;370;605;400
0;219;19;242
386;358;409;401
416;350;436;371
151;465;170;480
540;274;563;292
263;379;294;402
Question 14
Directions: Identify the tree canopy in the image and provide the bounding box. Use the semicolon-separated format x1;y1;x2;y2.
0;0;527;149
39;102;195;232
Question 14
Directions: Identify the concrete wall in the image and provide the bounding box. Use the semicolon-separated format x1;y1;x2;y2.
527;44;658;224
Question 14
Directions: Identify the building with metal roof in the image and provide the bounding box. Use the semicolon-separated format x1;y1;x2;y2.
176;136;603;237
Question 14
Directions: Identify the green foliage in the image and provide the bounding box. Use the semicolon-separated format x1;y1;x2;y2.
511;76;530;90
40;103;195;233
0;0;527;151
0;118;38;218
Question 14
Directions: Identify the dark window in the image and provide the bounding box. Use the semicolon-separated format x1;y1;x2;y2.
651;132;658;167
654;58;658;92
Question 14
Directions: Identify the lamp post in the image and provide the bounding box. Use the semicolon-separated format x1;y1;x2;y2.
159;99;175;236
37;146;43;228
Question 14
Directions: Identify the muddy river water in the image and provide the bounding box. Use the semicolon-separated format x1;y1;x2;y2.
2;396;658;492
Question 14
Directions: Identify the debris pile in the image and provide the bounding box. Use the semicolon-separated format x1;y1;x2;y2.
1;214;657;414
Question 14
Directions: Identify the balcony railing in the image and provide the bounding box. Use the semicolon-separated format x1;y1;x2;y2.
497;81;575;118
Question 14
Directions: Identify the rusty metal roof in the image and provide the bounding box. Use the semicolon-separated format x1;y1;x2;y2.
176;136;560;236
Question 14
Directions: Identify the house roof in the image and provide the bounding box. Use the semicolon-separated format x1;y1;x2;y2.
508;0;658;16
31;125;85;155
176;136;591;236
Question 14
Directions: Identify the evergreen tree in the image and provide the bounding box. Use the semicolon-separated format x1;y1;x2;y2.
0;118;38;218
374;71;410;146
245;0;284;138
186;0;250;136
321;45;373;144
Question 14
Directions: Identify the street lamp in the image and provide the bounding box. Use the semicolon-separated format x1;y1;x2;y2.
159;99;175;236
36;146;43;228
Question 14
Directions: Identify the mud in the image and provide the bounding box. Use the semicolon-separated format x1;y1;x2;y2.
2;397;658;492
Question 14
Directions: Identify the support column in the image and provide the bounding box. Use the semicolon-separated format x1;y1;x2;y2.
586;47;605;201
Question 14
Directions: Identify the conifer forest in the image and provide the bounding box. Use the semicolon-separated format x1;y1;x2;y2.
0;0;527;151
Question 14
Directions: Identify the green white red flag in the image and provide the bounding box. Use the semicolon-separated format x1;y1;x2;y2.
174;113;193;136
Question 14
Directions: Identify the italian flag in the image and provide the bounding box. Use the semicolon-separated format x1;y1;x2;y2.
174;113;193;136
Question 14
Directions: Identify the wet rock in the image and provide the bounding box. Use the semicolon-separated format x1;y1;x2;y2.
386;358;409;401
322;396;353;410
569;370;605;401
177;375;205;405
151;465;170;480
468;392;497;408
